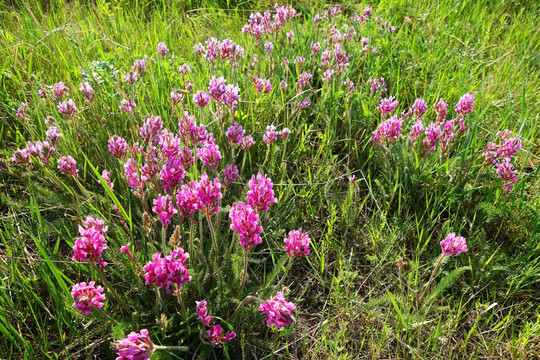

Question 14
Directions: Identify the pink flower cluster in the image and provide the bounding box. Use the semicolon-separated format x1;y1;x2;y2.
72;216;108;268
112;329;154;360
57;99;77;117
440;233;468;256
482;129;521;191
370;115;402;145
229;201;263;250
223;163;239;188
58;155;78;177
108;135;128;159
254;77;272;93
152;194;178;227
246;173;278;213
143;248;191;290
284;229;311;257
377;96;399;118
79;82;94;102
194;37;245;67
207;75;241;113
71;281;105;315
258;292;296;329
241;4;296;40
207;325;236;347
196;299;212;326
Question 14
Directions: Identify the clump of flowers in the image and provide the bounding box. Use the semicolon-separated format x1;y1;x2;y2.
229;201;263;250
152;194;178;227
370;115;402;146
71;281;106;315
377;96;399;118
112;329;154;360
481;129;521;191
207;325;236;347
72;216;108;268
119;99;136;113
197;143;222;171
57;99;77;117
79;82;94;102
196;300;211;326
195;174;222;215
193;90;211;108
246;173;278;213
57;155;78;177
258;292;296;329
157;42;169;57
226;122;244;146
223;163;239;188
53;81;69;98
284;229;311;257
143;248;191;290
263;125;277;144
108;135;128;159
440;233;468;256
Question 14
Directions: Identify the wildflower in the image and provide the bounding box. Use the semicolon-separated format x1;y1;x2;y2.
254;77;272;93
112;329;154;360
171;90;184;105
496;158;517;191
264;41;273;53
160;156;185;193
16;102;27;120
195;174;222;215
263;125;277;144
343;79;355;94
434;98;448;123
229;201;263;250
71;281;106;315
284;229;311;257
423;122;443;153
197;143;221;171
196;300;212;326
108;135;128;159
179;63;192;75
207;325;236;347
286;30;294;42
58;156;78;176
72;216;108;268
119;99;136;113
208;75;227;102
39;141;54;165
158;129;181;158
310;42;321;55
25;141;42;157
176;181;200;217
57;99;77;117
296;72;312;90
123;71;139;84
179;147;194;170
412;98;428;119
102;170;114;190
240;135;255;150
377;96;399;118
498;130;522;158
279;128;291;140
222;84;241;114
193;91;210;109
121;242;134;259
323;69;335;82
298;98;311;110
226;122;244;146
157;42;169;57
320;49;331;68
53;81;69;98
143;248;191;290
482;142;499;165
410;120;424;143
258;292;296;329
440;233;468;256
223;163;239;188
124;158;142;189
11;149;30;165
132;57;149;73
455;93;475;116
152;194;177;227
79;82;94;102
140;115;163;144
246;173;277;213
371;115;402;145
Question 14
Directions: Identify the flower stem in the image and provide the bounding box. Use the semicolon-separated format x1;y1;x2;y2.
161;226;167;254
154;285;160;315
94;306;119;324
189;218;195;263
272;257;292;294
153;345;189;352
261;143;270;168
235;248;248;297
92;263;132;314
205;213;219;269
416;253;445;311
176;286;186;313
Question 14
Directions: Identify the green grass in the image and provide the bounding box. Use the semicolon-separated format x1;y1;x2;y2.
1;0;539;358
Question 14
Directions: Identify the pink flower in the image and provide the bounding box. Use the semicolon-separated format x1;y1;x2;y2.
240;135;255;150
179;63;191;75
53;81;69;98
369;77;386;94
412;98;428;119
121;242;134;259
16;102;27;119
171;90;184;105
196;174;222;215
11;149;30;165
58;156;78;176
108;135;128;159
254;77;272;93
102;170;114;190
498;131;522;158
124;158;142;189
223;163;239;188
377;96;399;118
310;42;321;55
176;181;200;217
434;98;448;123
196;300;212;326
258;292;296;329
160;156;185;193
46;126;62;145
140;115;163;144
298;98;311;110
280;80;288;90
296;72;312;90
423;122;443;153
57;99;77;117
157;42;169;57
193;90;211;108
152;194;177;227
123;71;139;84
410;120;424;143
246;173;277;213
286;30;294;42
207;325;236;347
112;329;154;360
143;248;191;290
226;122;244;146
158;129;181;158
229;202;263;250
440;233;468;256
371;115;402;145
496;158;517;191
197;143;222;171
455;93;475;115
284;229;311;257
72;216;108;268
482;142;499;165
119;99;136;113
71;281;106;315
323;69;335;82
263;125;277;144
79;82;94;102
179;147;194;170
264;42;273;53
208;75;227;102
279;128;291;140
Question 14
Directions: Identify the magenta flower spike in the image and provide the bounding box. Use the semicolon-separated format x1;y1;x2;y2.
16;102;27;119
423;122;443;153
158;129;181;158
171;90;184;105
140;115;163;144
157;42;169;57
11;149;30;165
152;194;178;227
108;135;128;159
46;126;62;145
178;147;194;170
434;98;448;123
371;115;403;146
160;156;185;193
112;329;155;360
57;156;78;177
79;82;94;102
176;180;200;217
264;41;273;54
197;143;222;171
196;174;222;216
246;173;278;213
258;292;296;329
310;42;321;55
440;233;468;256
223;163;239;188
279;128;291;140
410;120;425;143
226;122;244;146
298;98;311;110
71;281;106;315
263;125;277;145
229;201;263;250
119;99;136;113
412;98;428;120
377;96;399;118
72;216;108;268
179;63;192;75
496;158;517;191
207;325;236;347
102;170;114;190
121;242;134;259
193;90;211;108
123;71;139;84
284;229;311;257
124;158;142;190
143;248;191;290
240;134;255;151
53;81;69;98
57;99;77;117
455;93;475;116
208;75;227;102
196;300;212;326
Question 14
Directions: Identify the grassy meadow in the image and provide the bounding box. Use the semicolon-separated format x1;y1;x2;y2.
0;0;539;358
